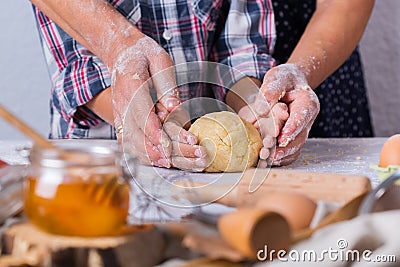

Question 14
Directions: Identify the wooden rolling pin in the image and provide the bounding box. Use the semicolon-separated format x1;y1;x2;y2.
183;168;372;206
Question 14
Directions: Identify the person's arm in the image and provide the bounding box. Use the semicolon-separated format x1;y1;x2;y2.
30;0;139;64
31;0;207;171
85;88;114;125
288;0;375;89
254;0;375;165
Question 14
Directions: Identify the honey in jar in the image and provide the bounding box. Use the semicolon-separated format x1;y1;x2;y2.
24;140;131;237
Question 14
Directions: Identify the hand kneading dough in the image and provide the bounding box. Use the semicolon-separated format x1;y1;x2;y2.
189;111;262;172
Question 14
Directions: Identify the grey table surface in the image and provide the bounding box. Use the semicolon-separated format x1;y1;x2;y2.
0;138;386;187
281;138;385;187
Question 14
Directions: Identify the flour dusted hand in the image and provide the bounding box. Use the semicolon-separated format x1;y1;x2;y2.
109;35;203;170
156;103;208;172
254;64;320;166
239;102;289;162
109;36;177;167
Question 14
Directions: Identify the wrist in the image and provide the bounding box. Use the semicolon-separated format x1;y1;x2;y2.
286;47;329;90
105;28;146;68
274;63;311;90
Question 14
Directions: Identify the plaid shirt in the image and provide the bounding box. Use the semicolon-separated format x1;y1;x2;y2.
33;0;276;139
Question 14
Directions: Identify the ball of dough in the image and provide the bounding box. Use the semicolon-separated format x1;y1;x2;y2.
188;111;262;172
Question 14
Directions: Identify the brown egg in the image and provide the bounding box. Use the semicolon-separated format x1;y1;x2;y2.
379;134;400;168
255;192;317;231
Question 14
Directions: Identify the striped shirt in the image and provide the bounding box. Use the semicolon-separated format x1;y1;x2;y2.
33;0;276;139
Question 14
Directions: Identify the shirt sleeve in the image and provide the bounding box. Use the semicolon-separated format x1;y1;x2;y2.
211;0;276;99
33;6;111;134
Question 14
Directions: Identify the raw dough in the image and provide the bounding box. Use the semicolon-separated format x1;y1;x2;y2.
189;111;262;172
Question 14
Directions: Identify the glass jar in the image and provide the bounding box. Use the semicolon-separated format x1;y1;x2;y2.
24;140;132;237
0;164;25;224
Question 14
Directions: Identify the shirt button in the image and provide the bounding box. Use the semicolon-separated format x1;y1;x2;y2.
162;29;172;41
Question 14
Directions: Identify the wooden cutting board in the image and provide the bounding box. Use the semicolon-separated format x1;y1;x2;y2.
179;168;372;206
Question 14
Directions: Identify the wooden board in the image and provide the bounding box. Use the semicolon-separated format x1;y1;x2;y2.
181;168;372;206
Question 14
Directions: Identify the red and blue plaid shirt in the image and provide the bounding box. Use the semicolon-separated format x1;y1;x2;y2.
33;0;276;139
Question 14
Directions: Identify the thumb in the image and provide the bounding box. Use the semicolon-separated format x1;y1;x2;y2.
150;53;181;112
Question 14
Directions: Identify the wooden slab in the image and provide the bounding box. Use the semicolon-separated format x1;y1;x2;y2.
182;168;372;206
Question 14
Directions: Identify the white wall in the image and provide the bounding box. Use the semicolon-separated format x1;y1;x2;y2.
0;0;399;140
360;0;400;136
0;0;51;140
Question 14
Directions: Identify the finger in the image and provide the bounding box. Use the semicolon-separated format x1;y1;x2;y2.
272;150;301;166
263;136;275;149
254;117;278;138
164;121;197;145
259;147;270;160
278;87;319;147
127;78;173;160
136;154;151;166
267;103;289;137
238;105;258;124
112;90;130;145
253;92;273;117
172;141;207;158
149;51;181;112
155;102;169;123
253;103;288;139
156;102;196;145
257;159;269;168
158;86;181;113
171;157;208;172
273;142;303;162
165;105;192;130
272;120;311;164
112;68;169;155
123;119;170;167
135;154;168;168
272;102;289;122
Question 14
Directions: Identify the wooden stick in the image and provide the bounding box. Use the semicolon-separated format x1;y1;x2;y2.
0;103;56;150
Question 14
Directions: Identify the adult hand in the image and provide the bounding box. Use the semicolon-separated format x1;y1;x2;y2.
109;35;206;171
239;102;289;165
28;1;207;170
229;77;289;166
156;103;208;172
253;63;320;166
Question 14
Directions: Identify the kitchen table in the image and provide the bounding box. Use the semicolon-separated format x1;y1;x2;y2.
282;138;384;187
0;137;390;266
0;137;385;187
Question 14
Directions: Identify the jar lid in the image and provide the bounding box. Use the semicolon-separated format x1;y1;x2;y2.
29;140;121;168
